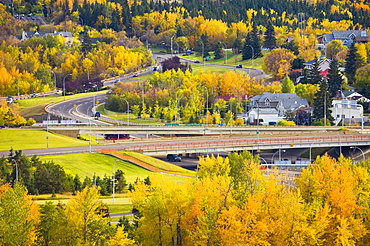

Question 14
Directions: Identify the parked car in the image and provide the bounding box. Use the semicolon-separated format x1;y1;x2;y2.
133;73;138;77
167;154;181;162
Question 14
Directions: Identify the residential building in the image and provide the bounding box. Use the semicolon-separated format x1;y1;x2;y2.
322;30;369;47
246;93;310;125
15;31;73;46
332;99;364;126
303;58;331;72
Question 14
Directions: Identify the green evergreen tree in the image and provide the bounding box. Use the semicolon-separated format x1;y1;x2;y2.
242;31;254;60
242;24;262;60
232;36;243;59
313;79;334;124
327;59;343;98
345;43;364;84
81;29;93;54
214;41;225;60
302;58;322;85
263;22;277;49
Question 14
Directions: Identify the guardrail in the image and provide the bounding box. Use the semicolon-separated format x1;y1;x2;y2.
123;135;370;152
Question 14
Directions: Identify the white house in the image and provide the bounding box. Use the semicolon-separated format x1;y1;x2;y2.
332;99;364;126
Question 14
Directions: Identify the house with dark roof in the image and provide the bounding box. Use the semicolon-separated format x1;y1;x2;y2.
322;30;369;47
245;93;310;124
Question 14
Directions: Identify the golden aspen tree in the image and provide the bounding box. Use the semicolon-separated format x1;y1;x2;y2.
296;154;368;245
131;175;191;246
0;184;40;245
63;187;112;245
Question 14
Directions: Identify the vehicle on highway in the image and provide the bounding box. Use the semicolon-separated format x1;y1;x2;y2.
236;64;243;68
94;111;101;119
133;73;139;77
6;96;13;104
167;154;181;162
194;60;200;63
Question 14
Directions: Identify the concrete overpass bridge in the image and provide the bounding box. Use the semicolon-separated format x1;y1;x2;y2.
47;124;352;137
105;134;370;157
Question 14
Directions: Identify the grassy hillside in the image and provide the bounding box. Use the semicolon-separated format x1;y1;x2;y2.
38;152;193;184
0;129;88;151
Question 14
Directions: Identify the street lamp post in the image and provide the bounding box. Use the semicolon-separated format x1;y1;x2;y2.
174;41;180;54
171;36;175;56
221;42;227;64
204;86;209;126
229;100;233;137
51;70;57;92
245;45;254;75
123;99;130;125
112;160;119;204
351;146;365;161
271;149;284;164
198;39;204;66
46;113;50;148
63;74;71;101
309;140;322;162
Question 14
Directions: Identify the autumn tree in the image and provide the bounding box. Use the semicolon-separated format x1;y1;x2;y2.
130;176;191;246
281;75;295;93
354;64;370;98
296;155;369;244
63;187;114;245
0;184;40;245
262;48;295;79
326;40;346;60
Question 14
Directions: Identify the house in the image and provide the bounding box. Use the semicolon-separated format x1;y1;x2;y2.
322;30;369;47
246;93;310;125
303;57;331;71
15;31;73;46
331;99;364;126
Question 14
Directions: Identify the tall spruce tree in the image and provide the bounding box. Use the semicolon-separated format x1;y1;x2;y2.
242;31;254;60
214;41;225;60
302;58;322;85
263;22;277;49
327;59;343;97
242;24;262;60
345;43;364;84
313;79;334;124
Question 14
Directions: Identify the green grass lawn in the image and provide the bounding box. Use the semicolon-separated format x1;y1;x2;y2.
38;153;153;183
0;129;88;151
38;152;194;184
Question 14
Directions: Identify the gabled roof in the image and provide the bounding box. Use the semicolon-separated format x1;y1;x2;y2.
250;93;310;111
303;58;330;66
332;30;368;39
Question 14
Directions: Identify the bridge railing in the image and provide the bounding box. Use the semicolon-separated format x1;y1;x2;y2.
124;135;370;152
